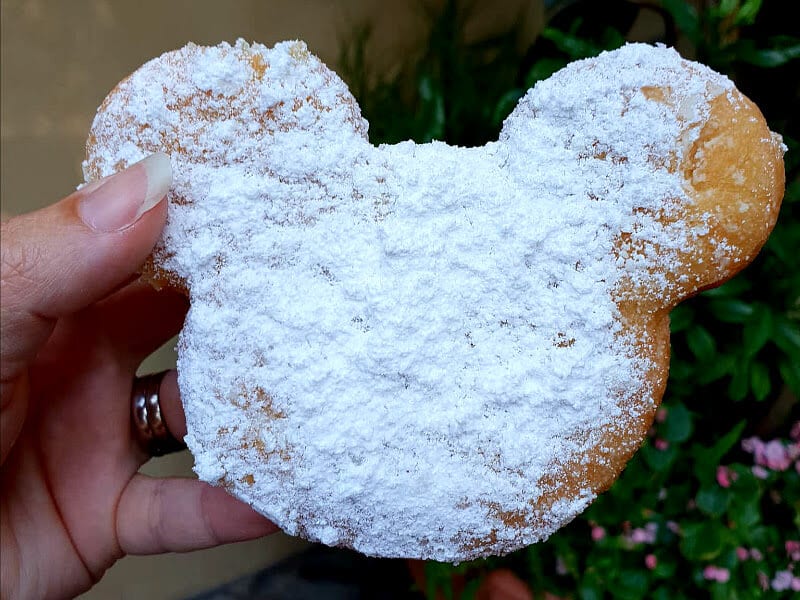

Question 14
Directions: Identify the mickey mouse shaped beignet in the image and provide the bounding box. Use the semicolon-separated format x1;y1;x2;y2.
84;41;784;561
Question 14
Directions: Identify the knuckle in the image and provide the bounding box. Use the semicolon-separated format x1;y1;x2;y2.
0;219;44;294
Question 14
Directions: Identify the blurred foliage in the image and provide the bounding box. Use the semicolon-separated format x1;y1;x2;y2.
341;0;799;597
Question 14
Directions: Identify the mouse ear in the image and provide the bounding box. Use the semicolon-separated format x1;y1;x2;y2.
84;40;368;182
499;45;783;318
614;83;784;316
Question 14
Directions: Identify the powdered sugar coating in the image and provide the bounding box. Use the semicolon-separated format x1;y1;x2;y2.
85;41;743;560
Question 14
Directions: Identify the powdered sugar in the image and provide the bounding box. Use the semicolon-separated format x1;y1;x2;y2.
85;41;736;560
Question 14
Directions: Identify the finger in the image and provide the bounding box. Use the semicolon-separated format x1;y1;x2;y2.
155;370;187;441
0;153;172;385
116;474;277;554
93;280;188;366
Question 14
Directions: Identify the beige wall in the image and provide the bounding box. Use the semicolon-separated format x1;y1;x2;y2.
1;1;542;597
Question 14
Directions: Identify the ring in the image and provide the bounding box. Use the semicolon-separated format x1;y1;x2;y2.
131;371;186;457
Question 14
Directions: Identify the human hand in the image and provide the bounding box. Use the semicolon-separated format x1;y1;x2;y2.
1;154;276;600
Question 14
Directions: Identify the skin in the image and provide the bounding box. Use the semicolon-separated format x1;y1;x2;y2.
0;158;276;600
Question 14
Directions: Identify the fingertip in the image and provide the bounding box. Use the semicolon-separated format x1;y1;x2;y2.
202;484;279;540
78;153;171;233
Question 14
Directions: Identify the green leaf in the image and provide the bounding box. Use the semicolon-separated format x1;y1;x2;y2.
696;486;733;517
615;570;649;600
693;421;747;481
749;361;771;401
779;357;800;396
524;57;568;88
643;443;678;472
736;41;800;67
707;298;754;323
701;277;751;298
663;0;701;44
680;522;724;560
728;358;750;401
459;577;482;600
669;305;695;333
718;0;739;18
540;26;601;59
492;89;523;126
686;325;717;362
578;584;604;600
735;0;763;25
696;354;735;385
742;305;773;357
662;403;693;443
730;498;762;531
773;315;800;355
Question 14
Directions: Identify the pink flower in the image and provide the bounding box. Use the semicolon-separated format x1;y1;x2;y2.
752;465;769;479
645;554;657;570
630;522;658;544
771;570;794;592
654;438;669;451
666;521;681;534
655;408;668;423
703;565;730;583
744;437;793;471
762;440;792;471
786;540;800;562
758;571;769;591
750;548;764;561
555;556;568;576
790;421;800;442
591;525;606;541
716;465;736;488
736;547;749;561
742;436;763;455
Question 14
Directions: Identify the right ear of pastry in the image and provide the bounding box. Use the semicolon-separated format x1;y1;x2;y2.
673;86;785;302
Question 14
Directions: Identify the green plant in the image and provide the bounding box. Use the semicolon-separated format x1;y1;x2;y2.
341;1;799;597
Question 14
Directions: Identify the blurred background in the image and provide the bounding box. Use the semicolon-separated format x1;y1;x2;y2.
2;1;798;598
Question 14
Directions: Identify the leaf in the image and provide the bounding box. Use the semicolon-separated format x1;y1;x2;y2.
693;421;747;482
735;0;764;25
492;89;523;126
742;305;773;357
779;357;800;396
615;570;649;600
736;41;800;67
773;315;800;355
730;498;762;531
680;522;724;561
728;358;750;401
459;577;482;600
643;443;678;473
707;298;755;323
670;305;695;333
686;325;717;362
662;402;693;443
663;0;702;44
540;26;602;59
696;486;732;517
718;0;739;18
578;584;604;600
524;57;568;88
701;277;752;298
749;361;771;401
696;354;735;385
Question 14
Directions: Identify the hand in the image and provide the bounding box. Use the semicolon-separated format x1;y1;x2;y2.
1;154;276;600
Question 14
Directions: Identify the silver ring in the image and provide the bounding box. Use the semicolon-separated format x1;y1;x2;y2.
131;371;186;457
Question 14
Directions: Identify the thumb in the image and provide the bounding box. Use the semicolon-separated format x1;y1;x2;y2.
0;152;172;385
